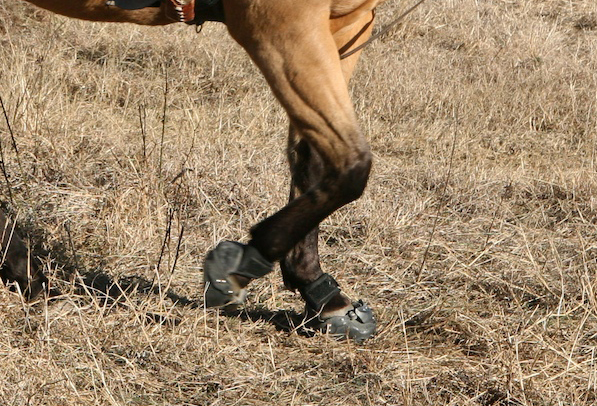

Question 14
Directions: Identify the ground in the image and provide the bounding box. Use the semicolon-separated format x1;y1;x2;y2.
1;0;597;404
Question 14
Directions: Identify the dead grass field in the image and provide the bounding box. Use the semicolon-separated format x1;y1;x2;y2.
1;0;597;404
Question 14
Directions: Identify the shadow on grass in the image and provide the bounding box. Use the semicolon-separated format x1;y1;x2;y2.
2;207;310;334
1;211;198;326
65;271;313;334
236;307;314;337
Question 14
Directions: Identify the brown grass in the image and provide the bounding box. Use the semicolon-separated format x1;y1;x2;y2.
1;0;597;404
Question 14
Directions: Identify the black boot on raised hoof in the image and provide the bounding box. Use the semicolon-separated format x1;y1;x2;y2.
203;241;273;309
300;273;376;342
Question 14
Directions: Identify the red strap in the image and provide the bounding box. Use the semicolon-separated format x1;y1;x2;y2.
165;0;195;23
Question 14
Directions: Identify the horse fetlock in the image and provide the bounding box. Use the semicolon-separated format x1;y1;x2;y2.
203;241;273;308
299;272;341;312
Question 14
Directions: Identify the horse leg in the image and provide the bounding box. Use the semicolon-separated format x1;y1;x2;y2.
280;129;324;296
280;10;377;335
281;6;376;291
24;0;171;25
0;212;47;300
204;0;376;339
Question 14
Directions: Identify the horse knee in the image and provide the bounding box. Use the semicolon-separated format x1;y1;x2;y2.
335;147;372;205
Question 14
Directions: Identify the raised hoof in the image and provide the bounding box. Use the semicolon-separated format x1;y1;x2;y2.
313;300;376;342
203;241;248;309
203;241;273;309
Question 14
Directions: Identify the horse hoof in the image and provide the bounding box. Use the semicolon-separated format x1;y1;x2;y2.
203;241;273;308
203;241;248;308
314;300;376;342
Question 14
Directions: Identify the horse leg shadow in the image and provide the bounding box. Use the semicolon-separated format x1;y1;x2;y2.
0;209;197;327
231;307;315;338
1;209;316;335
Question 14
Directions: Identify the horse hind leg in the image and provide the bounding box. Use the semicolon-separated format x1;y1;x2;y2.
0;212;47;300
280;6;378;290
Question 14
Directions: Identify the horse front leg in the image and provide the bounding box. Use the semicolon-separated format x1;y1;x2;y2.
203;0;377;341
280;10;377;334
279;126;377;341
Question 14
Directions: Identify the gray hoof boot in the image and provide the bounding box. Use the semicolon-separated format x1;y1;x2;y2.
203;241;273;308
314;300;376;342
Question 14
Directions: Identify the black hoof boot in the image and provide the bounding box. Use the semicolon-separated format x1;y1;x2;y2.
203;241;273;308
313;300;376;342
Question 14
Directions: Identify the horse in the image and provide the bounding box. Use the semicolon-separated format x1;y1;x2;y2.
8;0;388;341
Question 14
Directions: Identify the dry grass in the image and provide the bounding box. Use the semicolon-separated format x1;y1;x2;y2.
1;0;597;404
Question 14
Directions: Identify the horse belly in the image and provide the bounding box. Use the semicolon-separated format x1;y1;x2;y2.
330;0;385;18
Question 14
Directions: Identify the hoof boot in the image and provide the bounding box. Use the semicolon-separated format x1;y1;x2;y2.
203;242;247;308
203;241;272;308
313;300;376;342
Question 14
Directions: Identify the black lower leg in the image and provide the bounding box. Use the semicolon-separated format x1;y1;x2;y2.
248;148;371;263
267;131;370;313
280;135;324;290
